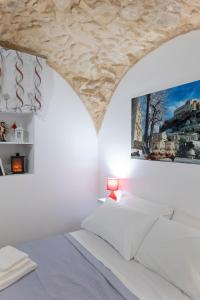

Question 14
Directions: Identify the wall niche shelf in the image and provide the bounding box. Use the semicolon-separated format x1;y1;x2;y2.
0;142;33;145
0;112;34;176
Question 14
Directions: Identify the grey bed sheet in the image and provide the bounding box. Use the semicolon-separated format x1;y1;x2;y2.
0;234;139;300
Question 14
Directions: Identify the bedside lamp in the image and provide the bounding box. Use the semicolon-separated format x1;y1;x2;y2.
107;178;119;201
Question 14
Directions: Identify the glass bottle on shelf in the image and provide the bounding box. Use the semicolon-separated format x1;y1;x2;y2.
15;124;24;143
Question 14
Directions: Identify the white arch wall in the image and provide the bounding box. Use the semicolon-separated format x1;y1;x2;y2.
99;30;200;217
0;65;98;247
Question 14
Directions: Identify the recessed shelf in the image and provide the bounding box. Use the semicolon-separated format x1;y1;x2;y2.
0;111;33;115
4;172;31;177
0;112;34;175
0;142;33;145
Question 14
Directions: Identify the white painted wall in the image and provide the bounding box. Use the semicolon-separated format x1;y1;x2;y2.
2;30;200;247
99;30;200;217
0;65;98;247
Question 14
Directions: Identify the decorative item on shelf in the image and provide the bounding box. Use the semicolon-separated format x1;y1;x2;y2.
11;153;25;174
0;158;5;176
10;122;17;142
107;178;119;201
15;123;24;143
11;122;17;131
0;121;8;142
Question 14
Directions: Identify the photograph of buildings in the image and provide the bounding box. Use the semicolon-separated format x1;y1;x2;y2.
131;80;200;164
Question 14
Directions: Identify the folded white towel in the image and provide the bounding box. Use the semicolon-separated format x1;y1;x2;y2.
0;246;28;271
0;259;37;291
0;258;31;280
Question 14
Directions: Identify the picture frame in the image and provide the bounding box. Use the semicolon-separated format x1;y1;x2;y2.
0;158;5;176
131;79;200;165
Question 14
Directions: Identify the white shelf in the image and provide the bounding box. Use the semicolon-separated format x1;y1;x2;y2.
4;173;32;177
0;112;34;175
0;142;33;145
0;111;33;115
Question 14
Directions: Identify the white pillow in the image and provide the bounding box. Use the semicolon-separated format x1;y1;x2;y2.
136;217;200;300
81;201;157;260
117;192;174;218
173;209;200;231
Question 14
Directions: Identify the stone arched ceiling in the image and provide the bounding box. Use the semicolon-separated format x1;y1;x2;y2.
0;0;200;131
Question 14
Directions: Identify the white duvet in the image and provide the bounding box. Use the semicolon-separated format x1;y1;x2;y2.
71;230;189;300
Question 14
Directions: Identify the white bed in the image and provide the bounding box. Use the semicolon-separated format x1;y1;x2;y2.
71;229;189;300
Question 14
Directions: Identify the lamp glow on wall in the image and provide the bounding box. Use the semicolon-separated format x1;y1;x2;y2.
107;178;119;201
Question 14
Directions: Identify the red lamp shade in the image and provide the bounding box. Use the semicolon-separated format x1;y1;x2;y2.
107;178;119;201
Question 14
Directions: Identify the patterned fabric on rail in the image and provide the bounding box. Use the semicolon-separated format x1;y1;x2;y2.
0;47;46;113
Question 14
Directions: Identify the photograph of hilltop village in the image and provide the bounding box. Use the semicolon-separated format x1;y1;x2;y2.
131;80;200;164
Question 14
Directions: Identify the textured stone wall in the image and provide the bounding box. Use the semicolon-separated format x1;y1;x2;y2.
0;0;200;131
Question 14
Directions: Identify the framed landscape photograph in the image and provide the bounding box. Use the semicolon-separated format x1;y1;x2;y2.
131;80;200;164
